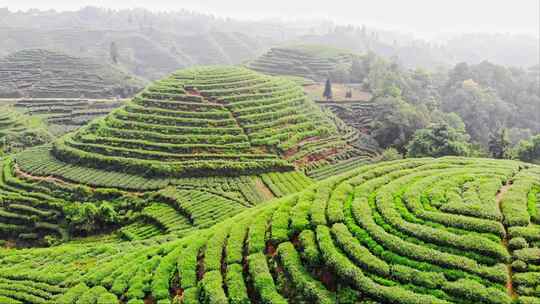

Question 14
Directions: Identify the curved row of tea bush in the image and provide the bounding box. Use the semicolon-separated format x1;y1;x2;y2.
36;66;361;179
3;157;538;303
0;107;52;155
174;66;357;162
0;49;143;98
247;45;357;81
14;98;124;136
5;144;313;243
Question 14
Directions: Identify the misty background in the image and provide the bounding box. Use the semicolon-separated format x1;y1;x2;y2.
0;0;539;161
0;1;538;80
0;0;538;79
3;0;539;36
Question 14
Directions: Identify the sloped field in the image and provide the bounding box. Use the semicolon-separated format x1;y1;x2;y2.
248;45;358;81
0;107;52;154
0;149;311;243
2;157;539;303
0;49;143;98
13;98;124;135
37;66;358;178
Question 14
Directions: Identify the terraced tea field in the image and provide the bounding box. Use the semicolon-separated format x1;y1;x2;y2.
317;101;380;134
0;107;52;154
27;66;361;179
1;157;539;303
0;147;315;244
12;98;125;135
247;45;381;168
0;49;143;98
0;108;30;141
5;65;534;304
0;66;368;244
248;45;359;81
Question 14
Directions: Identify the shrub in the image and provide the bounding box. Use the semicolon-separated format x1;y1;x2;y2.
247;253;287;304
277;242;336;304
509;237;529;250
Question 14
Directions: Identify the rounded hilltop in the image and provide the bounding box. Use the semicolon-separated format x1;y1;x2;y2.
17;65;361;181
0;65;363;246
248;44;361;81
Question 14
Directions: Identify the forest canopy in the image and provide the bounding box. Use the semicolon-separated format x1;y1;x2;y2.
356;53;539;160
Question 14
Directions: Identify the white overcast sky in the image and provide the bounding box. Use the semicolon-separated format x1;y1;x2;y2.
2;0;539;37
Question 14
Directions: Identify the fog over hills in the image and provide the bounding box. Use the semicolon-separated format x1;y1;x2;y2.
0;4;538;80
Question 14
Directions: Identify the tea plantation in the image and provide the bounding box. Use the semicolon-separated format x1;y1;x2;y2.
247;45;359;81
0;157;538;303
13;98;125;136
40;66;361;178
0;49;143;98
0;66;367;244
1;66;538;304
0;107;52;154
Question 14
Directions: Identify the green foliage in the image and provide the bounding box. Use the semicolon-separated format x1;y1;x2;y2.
406;123;471;158
199;271;228;304
2;155;540;304
225;264;250;304
56;283;89;304
277;242;336;303
371;96;429;152
515;135;540;164
247;253;287;304
0;107;53;155
488;128;512;159
63;202;119;234
509;237;529;250
441;63;536;147
376;148;403;162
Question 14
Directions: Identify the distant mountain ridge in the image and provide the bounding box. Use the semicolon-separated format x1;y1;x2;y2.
0;27;266;80
0;6;537;79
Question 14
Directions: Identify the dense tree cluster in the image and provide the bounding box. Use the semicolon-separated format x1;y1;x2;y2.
515;135;540;164
355;54;539;160
407;123;471;158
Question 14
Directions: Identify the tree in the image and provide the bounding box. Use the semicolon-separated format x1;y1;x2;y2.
404;68;441;109
515;135;540;164
406;123;471;158
371;96;429;153
488;128;511;159
350;58;367;83
323;78;333;100
365;56;406;98
441;79;512;146
109;41;119;64
377;148;403;162
64;202;119;234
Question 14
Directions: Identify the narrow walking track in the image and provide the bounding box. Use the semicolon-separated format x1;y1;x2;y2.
496;181;517;298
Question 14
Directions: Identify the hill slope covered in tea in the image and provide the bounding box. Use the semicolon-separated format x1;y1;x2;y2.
248;45;360;81
39;66;360;179
0;49;143;98
0;66;363;244
1;157;539;303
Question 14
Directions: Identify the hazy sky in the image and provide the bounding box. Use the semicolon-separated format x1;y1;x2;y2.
3;0;539;37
